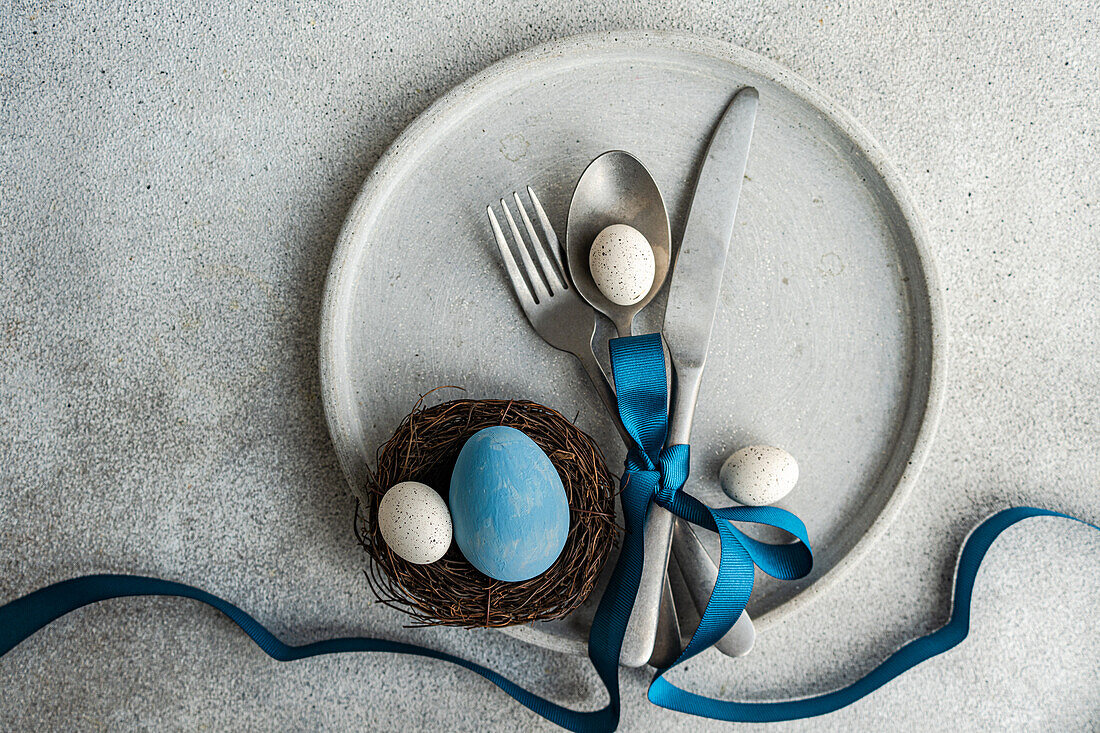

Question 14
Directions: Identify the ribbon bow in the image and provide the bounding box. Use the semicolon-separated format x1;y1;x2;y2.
595;333;813;675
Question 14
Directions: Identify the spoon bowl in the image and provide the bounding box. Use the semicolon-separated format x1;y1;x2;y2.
566;151;672;336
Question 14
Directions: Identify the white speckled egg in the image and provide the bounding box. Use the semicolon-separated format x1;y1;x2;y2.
720;445;799;506
378;481;452;564
589;224;655;306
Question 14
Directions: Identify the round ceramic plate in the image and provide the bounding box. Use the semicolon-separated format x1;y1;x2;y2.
320;31;945;656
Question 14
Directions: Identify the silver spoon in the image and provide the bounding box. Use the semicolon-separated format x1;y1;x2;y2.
565;151;754;666
565;151;671;338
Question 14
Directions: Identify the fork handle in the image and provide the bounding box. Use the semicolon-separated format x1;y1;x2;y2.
574;347;633;446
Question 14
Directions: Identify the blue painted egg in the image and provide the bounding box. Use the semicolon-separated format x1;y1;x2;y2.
449;426;570;582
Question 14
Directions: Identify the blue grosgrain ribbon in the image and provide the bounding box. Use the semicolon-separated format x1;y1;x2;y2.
606;333;813;671
0;333;1096;729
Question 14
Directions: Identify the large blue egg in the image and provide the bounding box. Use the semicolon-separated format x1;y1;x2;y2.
449;426;570;582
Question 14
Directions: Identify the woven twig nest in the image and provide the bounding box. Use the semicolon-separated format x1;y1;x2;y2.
355;395;618;627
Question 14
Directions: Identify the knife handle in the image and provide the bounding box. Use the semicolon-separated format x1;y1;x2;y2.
574;342;632;446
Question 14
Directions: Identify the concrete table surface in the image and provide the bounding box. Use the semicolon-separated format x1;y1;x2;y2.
1;2;1097;730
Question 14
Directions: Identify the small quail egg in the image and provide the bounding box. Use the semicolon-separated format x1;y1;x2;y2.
720;445;799;506
378;481;452;564
589;224;655;306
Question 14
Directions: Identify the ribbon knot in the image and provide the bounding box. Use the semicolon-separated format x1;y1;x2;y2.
623;443;689;511
654;444;690;509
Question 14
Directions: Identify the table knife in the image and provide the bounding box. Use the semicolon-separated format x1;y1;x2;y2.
618;86;759;668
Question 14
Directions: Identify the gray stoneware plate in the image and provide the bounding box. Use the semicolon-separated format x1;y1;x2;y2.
319;31;945;656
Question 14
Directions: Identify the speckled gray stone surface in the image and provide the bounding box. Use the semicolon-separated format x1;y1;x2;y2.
1;2;1097;731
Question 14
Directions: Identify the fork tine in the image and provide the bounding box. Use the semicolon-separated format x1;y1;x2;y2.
514;191;565;295
501;197;551;304
526;187;569;287
487;205;537;312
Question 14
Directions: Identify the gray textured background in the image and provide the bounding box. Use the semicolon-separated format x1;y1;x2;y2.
2;2;1098;730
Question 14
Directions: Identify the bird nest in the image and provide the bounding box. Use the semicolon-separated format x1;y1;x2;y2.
355;395;619;627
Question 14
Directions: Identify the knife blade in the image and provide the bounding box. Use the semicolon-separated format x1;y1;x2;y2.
663;87;758;386
618;86;758;668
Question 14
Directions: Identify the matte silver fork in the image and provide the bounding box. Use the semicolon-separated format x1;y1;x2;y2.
488;188;683;665
487;189;625;436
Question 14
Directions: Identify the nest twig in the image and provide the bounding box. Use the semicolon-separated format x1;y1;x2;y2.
355;394;618;627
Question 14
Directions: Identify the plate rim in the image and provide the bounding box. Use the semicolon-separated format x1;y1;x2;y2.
319;30;947;655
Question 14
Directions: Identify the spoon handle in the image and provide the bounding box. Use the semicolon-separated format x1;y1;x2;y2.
574;336;688;667
672;521;755;656
619;356;701;667
574;343;632;446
